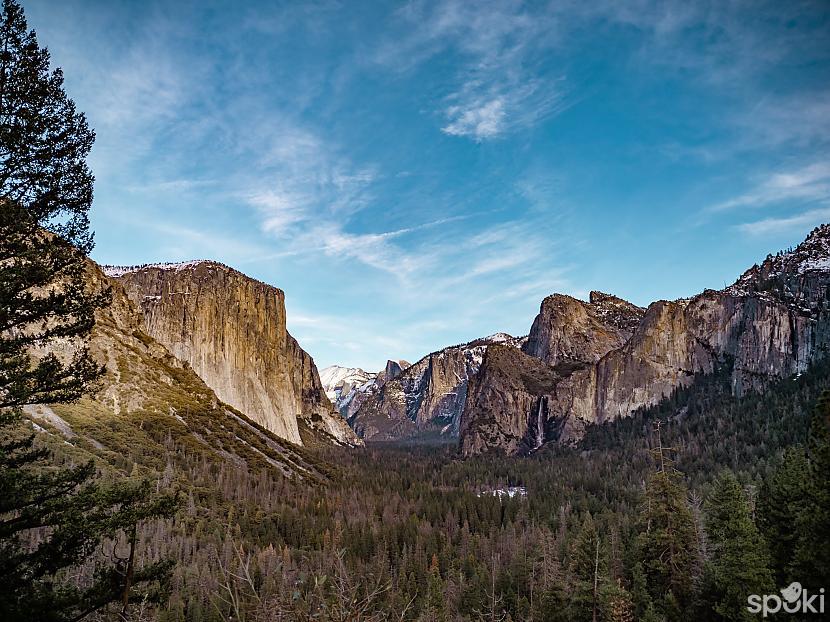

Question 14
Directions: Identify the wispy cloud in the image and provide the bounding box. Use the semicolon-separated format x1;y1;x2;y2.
376;0;566;141
442;97;505;140
440;76;568;141
737;207;830;237
230;120;381;253
710;162;830;212
248;189;313;235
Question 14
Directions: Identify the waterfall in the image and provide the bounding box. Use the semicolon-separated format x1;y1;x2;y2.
534;397;546;449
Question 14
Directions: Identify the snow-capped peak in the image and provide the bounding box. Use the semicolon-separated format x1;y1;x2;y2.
319;365;376;400
320;365;383;417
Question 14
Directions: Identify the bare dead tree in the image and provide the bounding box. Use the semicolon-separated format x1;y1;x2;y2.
473;553;508;622
213;538;414;622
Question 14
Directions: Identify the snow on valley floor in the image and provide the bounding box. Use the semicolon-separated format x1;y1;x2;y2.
476;486;527;499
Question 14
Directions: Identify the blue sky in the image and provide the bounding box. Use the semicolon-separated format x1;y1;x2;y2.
24;0;830;370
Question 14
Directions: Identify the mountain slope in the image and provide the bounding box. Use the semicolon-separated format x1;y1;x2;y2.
461;225;830;455
103;261;359;447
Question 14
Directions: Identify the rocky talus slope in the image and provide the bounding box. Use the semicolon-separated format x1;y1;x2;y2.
350;334;524;441
26;260;333;480
461;225;830;455
103;261;359;447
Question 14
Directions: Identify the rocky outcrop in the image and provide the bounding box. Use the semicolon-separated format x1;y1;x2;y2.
522;291;644;365
460;225;830;455
104;261;359;447
380;359;409;383
28;259;334;479
350;334;524;441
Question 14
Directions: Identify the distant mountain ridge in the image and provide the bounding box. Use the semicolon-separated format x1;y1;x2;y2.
88;226;830;459
460;224;830;455
348;333;525;441
319;360;409;420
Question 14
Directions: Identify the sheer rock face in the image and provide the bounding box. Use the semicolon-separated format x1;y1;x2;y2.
461;225;830;455
381;359;408;383
460;345;575;456
350;334;524;441
105;261;359;447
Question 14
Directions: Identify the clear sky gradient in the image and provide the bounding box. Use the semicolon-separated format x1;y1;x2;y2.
24;0;830;370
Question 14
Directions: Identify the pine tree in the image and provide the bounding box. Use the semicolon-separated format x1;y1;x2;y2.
791;391;830;588
757;447;809;584
629;561;656;620
1;0;106;419
0;420;179;620
474;554;509;622
700;471;774;622
0;0;95;251
567;513;605;622
0;201;107;410
536;583;568;622
423;553;447;622
0;1;177;619
636;422;698;618
600;579;635;622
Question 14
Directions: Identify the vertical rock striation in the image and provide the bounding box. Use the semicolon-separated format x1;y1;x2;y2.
459;345;564;456
31;259;336;479
104;261;359;446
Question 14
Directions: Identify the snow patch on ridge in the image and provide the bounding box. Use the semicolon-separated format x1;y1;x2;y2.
102;260;214;278
726;224;830;298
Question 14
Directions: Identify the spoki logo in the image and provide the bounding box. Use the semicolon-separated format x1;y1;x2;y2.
747;582;825;617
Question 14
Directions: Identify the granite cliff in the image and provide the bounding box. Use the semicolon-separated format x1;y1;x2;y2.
459;344;565;455
26;259;333;480
103;261;359;447
522;291;644;365
460;225;830;455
